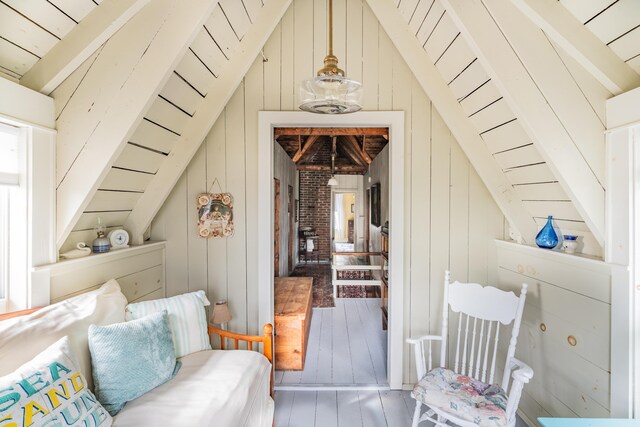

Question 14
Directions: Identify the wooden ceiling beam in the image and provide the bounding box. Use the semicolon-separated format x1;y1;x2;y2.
337;137;366;166
511;0;640;95
55;0;217;248
274;127;389;137
366;0;538;243
124;0;293;243
296;165;367;173
292;135;321;163
21;0;150;95
444;0;605;244
343;135;372;164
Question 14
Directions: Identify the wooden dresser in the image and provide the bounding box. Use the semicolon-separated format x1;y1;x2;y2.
274;277;313;370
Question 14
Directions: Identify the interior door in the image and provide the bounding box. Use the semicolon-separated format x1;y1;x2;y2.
274;178;280;277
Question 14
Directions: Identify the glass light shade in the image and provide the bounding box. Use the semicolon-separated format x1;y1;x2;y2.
298;75;363;114
327;176;338;186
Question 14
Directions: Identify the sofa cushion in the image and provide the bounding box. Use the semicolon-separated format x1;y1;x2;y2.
89;311;180;416
112;350;271;427
125;291;211;358
0;280;128;390
0;336;113;427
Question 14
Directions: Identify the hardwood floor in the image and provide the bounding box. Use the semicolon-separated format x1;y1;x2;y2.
275;298;387;386
274;300;529;427
274;390;414;427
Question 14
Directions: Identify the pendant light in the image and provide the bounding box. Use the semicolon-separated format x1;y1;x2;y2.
298;0;363;114
328;136;338;186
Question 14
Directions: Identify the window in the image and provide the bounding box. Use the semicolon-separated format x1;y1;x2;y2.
0;123;19;313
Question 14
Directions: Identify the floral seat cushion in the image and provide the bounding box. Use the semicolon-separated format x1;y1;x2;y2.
411;367;509;427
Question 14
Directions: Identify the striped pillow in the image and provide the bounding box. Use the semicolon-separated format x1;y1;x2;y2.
125;291;211;358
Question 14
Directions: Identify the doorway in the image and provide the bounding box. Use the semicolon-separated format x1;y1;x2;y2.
258;111;405;389
333;191;356;252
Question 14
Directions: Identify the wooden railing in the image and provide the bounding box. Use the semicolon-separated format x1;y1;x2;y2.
208;323;274;397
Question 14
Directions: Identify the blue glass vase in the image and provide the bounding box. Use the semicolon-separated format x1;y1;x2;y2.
535;216;558;249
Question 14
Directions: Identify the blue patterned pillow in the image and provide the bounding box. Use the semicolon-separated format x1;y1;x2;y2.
88;310;179;416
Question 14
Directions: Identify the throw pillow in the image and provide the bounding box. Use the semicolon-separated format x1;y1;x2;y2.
0;279;128;391
0;336;112;427
88;310;179;416
125;291;211;358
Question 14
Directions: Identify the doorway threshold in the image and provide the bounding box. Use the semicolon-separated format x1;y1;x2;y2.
275;384;390;392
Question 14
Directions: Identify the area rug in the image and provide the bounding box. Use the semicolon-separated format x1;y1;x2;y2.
289;264;379;308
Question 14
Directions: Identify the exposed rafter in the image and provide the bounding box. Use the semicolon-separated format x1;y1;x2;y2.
292;135;321;163
338;136;367;166
20;0;151;95
274;127;388;137
55;0;217;248
343;135;372;164
443;0;605;244
365;0;538;242
124;0;293;243
511;0;640;95
296;165;368;173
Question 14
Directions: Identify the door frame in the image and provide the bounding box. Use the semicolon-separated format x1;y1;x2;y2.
258;111;405;389
331;189;358;245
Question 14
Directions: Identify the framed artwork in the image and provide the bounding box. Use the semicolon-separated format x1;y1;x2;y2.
197;193;234;238
371;183;381;227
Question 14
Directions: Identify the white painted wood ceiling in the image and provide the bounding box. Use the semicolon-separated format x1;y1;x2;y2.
561;0;640;74
0;0;103;81
52;0;269;252
393;0;640;256
2;0;637;257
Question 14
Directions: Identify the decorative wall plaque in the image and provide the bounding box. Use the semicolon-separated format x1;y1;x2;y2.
197;193;234;238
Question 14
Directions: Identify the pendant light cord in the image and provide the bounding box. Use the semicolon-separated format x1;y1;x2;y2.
328;0;333;57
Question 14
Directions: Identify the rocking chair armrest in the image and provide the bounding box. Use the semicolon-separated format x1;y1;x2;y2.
509;357;534;383
406;335;442;345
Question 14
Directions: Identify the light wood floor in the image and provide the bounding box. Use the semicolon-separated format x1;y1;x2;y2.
274;390;414;427
275;298;387;386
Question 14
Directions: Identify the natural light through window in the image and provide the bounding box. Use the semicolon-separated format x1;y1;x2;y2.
0;123;18;311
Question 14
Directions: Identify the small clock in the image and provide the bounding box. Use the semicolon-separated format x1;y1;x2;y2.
108;229;130;250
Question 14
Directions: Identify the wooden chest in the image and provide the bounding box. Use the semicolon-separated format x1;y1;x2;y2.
274;277;313;370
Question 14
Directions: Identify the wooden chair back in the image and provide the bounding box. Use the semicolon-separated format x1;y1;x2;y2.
435;271;527;393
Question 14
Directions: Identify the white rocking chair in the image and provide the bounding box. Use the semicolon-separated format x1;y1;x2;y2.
407;271;533;427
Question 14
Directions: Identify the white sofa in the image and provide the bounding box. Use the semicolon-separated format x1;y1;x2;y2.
0;281;274;427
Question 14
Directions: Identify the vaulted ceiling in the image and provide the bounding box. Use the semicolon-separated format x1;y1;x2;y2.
2;0;639;257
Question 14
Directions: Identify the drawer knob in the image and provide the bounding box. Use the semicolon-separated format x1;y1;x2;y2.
567;335;577;346
539;323;546;332
517;264;524;273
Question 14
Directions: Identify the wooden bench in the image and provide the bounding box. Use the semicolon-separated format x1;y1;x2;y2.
274;277;313;370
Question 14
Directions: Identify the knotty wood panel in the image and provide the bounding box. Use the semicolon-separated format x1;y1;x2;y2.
151;0;505;385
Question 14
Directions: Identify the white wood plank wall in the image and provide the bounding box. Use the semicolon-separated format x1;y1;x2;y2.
494;240;612;426
398;0;614;257
151;0;506;384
